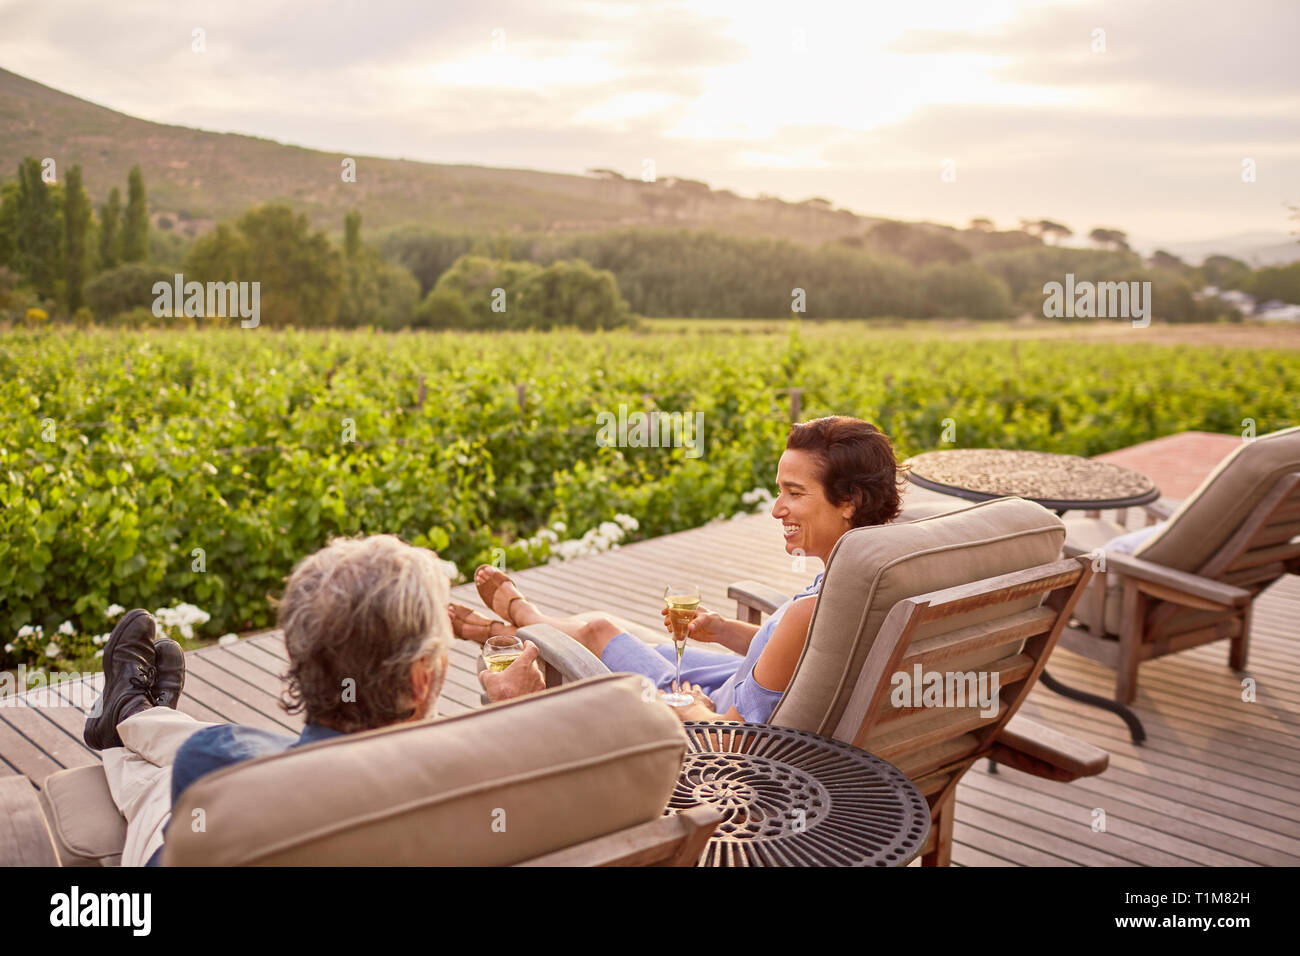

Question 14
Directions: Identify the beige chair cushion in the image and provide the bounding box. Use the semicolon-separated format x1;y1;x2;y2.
1136;425;1300;572
162;673;686;866
771;497;1066;736
39;765;127;867
1062;516;1129;635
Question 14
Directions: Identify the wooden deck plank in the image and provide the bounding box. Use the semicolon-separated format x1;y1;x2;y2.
183;656;299;734
963;762;1297;866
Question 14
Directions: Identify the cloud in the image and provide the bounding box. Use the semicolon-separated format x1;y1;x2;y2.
889;0;1300;96
1;0;1295;239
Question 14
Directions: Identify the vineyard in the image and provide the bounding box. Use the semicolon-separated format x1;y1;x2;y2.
3;322;1299;669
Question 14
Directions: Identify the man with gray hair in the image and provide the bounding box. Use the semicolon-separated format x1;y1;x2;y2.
82;534;545;866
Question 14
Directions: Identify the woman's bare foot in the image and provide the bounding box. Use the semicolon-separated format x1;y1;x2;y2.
474;565;540;626
448;602;517;645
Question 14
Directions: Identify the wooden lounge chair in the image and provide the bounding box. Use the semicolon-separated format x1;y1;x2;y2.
1;673;721;866
518;497;1110;867
1060;425;1300;704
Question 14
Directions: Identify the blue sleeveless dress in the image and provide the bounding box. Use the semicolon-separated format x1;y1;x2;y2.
600;572;824;723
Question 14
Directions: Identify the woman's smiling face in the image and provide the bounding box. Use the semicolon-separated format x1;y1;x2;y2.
770;449;854;563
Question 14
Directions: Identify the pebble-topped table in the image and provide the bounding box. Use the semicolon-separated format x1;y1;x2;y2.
904;448;1160;744
905;449;1159;514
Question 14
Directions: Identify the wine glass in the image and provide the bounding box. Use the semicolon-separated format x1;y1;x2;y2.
482;634;524;673
662;583;701;708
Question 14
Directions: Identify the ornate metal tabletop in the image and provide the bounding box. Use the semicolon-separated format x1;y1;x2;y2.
671;721;930;867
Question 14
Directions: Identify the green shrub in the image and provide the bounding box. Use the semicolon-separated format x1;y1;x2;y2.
84;263;173;319
413;288;471;329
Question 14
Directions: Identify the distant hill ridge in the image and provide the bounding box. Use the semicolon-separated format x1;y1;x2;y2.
0;66;888;243
3;67;1295;266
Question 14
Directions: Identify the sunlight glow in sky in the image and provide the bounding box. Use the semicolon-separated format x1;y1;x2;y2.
1;0;1296;243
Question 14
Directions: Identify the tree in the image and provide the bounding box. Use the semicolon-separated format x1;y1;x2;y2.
514;259;635;330
1200;254;1250;290
14;157;62;300
1037;220;1073;245
1245;262;1300;305
969;217;994;232
343;210;361;260
0;180;19;271
1148;250;1187;271
84;263;174;319
865;220;971;266
1088;227;1130;253
185;204;341;327
62;165;92;312
121;165;148;263
98;187;122;270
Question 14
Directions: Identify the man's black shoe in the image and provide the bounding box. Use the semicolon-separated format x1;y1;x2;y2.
83;609;157;750
152;638;186;709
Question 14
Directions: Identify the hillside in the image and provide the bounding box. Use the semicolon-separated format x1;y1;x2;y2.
0;67;884;243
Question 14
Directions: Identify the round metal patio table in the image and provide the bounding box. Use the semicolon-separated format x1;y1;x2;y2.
671;721;930;867
905;448;1160;744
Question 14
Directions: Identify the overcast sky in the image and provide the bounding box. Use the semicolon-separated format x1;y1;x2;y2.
2;0;1297;244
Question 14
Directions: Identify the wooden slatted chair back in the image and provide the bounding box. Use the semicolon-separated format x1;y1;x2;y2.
829;556;1093;815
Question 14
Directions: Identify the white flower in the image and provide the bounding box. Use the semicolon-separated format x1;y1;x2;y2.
440;559;460;583
614;513;639;532
3;643;12;653
598;521;623;540
94;649;104;659
218;633;239;646
550;521;567;534
179;623;194;640
106;604;125;619
58;620;75;636
16;625;33;638
44;641;60;659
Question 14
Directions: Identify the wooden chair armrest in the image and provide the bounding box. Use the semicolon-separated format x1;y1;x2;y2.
1103;551;1252;608
1062;540;1093;559
727;580;787;623
988;716;1109;782
516;623;610;683
1142;498;1179;522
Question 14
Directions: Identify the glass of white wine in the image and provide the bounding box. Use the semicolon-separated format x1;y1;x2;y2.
662;583;701;708
482;634;524;673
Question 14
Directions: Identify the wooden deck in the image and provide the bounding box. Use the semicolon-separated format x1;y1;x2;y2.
3;495;1298;866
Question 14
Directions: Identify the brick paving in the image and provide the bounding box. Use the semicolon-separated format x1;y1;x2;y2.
1093;431;1243;500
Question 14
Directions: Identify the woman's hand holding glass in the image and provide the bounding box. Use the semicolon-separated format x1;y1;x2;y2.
660;604;727;644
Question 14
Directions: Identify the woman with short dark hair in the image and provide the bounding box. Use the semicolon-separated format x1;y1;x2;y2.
450;416;905;723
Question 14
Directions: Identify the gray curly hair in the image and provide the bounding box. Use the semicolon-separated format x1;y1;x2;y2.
278;535;451;733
